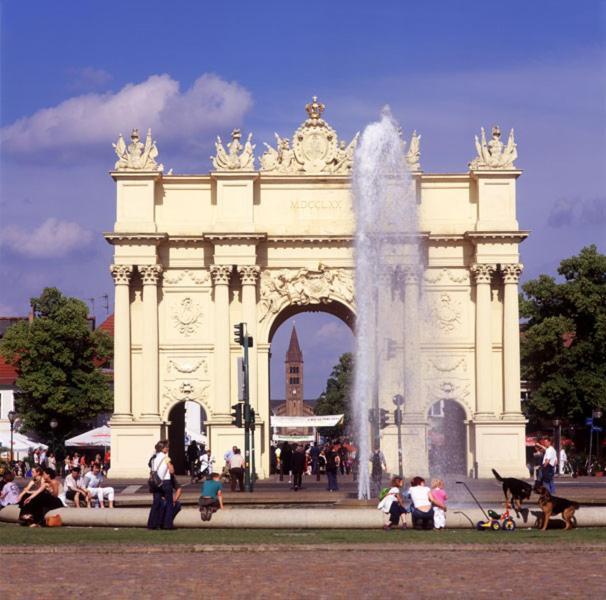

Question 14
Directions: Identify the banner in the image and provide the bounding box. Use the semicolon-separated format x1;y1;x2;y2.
273;434;316;442
270;414;344;428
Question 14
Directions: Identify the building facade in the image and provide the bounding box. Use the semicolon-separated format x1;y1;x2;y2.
106;100;528;477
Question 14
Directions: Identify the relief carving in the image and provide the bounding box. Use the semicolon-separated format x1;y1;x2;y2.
424;268;469;285
427;356;468;374
259;264;354;321
429;294;462;333
426;380;471;408
163;270;209;285
167;358;209;376
161;381;210;417
172;297;203;336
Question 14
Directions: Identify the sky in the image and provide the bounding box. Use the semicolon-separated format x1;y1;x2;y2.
0;1;605;398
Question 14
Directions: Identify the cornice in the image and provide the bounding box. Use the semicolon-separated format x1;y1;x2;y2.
109;171;163;182
210;171;259;181
465;231;529;243
204;233;267;243
469;169;523;180
267;235;353;244
104;232;167;245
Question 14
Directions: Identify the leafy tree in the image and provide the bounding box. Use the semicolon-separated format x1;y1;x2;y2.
0;288;113;445
314;352;353;437
520;245;606;425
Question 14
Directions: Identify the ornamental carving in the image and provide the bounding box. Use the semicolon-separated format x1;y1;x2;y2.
163;270;209;285
426;380;471;406
424;268;470;285
161;381;210;417
110;264;133;285
210;265;232;286
238;265;260;285
426;356;468;374
167;358;209;376
405;131;422;172
138;264;163;285
259;264;354;321
113;128;163;172
501;263;524;284
259;97;359;175
172;297;203;336
469;125;517;170
211;129;255;171
429;294;462;333
471;263;496;284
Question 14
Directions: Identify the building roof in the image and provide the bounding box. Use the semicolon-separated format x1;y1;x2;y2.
285;325;303;363
0;356;18;386
0;317;27;339
97;314;114;336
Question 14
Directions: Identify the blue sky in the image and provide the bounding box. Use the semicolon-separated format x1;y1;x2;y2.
1;1;605;397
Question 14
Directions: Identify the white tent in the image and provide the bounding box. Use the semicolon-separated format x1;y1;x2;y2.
270;415;344;428
65;425;111;447
0;432;47;456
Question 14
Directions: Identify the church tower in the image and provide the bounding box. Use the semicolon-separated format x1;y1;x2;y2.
285;325;304;416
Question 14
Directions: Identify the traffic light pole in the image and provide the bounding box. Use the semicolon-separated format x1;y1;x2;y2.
243;326;252;492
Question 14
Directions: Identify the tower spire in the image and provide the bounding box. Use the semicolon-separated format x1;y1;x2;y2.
285;324;303;363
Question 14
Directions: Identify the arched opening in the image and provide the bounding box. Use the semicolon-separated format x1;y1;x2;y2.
167;401;208;475
268;303;355;468
427;399;467;476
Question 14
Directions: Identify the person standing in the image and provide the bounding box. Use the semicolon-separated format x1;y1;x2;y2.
229;448;245;492
325;444;340;491
370;447;387;498
199;447;215;480
309;443;320;476
280;442;293;483
291;445;306;491
540;437;558;494
559;447;568;476
147;440;175;530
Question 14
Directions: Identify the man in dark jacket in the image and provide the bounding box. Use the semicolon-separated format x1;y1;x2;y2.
291;445;306;491
280;442;293;483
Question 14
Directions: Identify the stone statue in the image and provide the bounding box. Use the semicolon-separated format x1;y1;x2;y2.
405;131;422;171
469;125;517;169
113;128;163;171
212;129;255;171
259;97;359;175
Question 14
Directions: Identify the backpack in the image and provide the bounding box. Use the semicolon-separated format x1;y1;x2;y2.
147;454;163;492
378;487;390;501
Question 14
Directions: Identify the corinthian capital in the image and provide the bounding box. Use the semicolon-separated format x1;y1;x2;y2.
110;264;133;285
237;265;260;285
501;263;524;284
210;265;232;286
470;263;495;284
139;264;163;285
401;266;420;285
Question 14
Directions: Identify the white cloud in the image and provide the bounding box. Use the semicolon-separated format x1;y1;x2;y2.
1;73;253;159
0;218;94;258
67;66;113;91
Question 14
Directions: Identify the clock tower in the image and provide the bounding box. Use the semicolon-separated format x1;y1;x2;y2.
285;325;304;416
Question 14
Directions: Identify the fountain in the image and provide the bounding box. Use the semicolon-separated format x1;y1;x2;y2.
352;107;424;499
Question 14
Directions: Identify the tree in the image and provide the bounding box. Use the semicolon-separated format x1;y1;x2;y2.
0;288;113;444
314;352;353;437
520;245;606;426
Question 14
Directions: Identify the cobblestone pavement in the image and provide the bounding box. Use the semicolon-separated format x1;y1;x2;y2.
4;544;605;599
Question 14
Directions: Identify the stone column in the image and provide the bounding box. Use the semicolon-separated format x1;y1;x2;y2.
110;264;133;421
402;267;421;414
211;265;233;413
139;265;163;420
238;266;260;409
471;263;496;418
502;263;524;417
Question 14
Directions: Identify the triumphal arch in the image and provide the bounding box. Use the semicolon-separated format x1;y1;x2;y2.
106;98;528;478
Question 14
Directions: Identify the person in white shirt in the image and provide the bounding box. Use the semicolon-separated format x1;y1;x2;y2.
377;476;407;530
64;467;91;508
199;448;215;480
559;447;568;475
540;437;558;494
147;440;175;530
84;463;115;508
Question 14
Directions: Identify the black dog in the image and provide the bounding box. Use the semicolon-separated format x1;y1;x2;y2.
492;469;533;515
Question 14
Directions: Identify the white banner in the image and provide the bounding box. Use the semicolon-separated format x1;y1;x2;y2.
273;434;316;442
270;414;344;428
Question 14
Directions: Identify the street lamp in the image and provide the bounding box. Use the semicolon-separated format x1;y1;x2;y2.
393;394;405;479
49;418;58;457
7;410;17;464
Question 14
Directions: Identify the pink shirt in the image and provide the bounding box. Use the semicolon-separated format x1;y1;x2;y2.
431;488;447;506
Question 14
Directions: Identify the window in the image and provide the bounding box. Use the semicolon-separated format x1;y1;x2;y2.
289;366;300;374
289;377;300;385
428;400;444;418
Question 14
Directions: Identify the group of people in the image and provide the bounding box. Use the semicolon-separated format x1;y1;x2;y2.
378;476;448;531
186;441;215;483
147;440;223;530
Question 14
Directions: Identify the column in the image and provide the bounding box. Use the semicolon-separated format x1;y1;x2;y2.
211;265;233;413
238;266;260;409
502;263;524;417
110;264;133;420
402;267;421;414
471;263;495;418
139;265;163;420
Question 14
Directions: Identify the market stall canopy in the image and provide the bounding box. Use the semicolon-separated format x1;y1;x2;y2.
270;415;344;428
0;431;47;452
65;425;111;447
273;434;316;443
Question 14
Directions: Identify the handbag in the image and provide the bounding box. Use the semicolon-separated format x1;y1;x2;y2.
45;514;63;527
148;456;164;492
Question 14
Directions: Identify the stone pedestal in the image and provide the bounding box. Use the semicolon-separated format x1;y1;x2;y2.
472;420;527;478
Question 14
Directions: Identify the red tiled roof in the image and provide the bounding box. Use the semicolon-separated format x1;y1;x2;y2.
0;356;17;386
97;314;114;336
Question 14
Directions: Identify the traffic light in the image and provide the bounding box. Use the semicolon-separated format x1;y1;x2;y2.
249;408;256;432
368;408;377;425
231;403;243;428
394;408;402;426
234;323;245;346
379;408;389;429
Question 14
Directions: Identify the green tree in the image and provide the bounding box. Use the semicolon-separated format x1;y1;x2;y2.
0;288;113;444
520;245;606;425
314;352;353;437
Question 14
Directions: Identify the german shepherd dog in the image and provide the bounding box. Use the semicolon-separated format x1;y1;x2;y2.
492;469;533;515
536;485;579;530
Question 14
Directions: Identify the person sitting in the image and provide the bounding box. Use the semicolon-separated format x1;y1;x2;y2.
408;476;445;530
378;476;408;530
64;466;91;508
199;447;215;481
84;463;115;508
0;471;20;508
18;467;63;526
199;472;224;521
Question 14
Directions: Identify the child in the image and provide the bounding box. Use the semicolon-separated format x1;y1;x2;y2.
199;472;224;521
431;479;447;529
